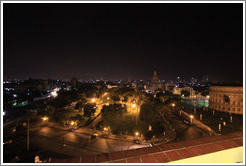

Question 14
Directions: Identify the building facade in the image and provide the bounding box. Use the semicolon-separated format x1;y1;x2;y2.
173;86;195;99
209;86;243;114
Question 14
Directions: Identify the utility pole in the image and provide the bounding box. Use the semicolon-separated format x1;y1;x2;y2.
27;110;30;151
136;106;138;125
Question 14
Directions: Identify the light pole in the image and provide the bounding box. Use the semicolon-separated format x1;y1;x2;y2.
132;103;137;125
70;121;76;131
230;114;233;123
190;115;194;124
135;131;139;140
218;123;221;132
42;116;49;126
172;103;175;111
194;95;196;114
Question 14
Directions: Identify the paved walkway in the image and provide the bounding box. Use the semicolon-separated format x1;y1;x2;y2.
179;110;217;136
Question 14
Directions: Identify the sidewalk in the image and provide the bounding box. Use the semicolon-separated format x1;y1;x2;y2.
180;110;217;136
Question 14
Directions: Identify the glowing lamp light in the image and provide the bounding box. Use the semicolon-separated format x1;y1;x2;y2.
107;97;110;100
106;102;109;106
71;121;75;126
135;132;139;136
206;95;210;99
42;116;48;121
172;103;175;107
104;127;107;131
91;98;95;102
132;104;136;108
190;115;194;119
51;91;58;97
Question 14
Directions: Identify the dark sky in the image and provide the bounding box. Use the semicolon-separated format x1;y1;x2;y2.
3;3;243;82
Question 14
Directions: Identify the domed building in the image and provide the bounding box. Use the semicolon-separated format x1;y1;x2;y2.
209;86;243;114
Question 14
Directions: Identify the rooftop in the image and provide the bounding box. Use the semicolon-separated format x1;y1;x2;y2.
49;131;243;163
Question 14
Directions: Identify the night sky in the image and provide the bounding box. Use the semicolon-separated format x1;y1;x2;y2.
3;3;243;82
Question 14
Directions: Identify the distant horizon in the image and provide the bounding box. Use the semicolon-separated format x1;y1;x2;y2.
3;77;243;85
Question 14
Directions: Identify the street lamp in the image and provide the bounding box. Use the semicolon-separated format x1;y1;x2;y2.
171;103;175;110
42;116;48;121
230;114;233;123
190;115;194;124
71;121;75;126
91;98;95;103
132;104;136;108
218;123;222;132
135;131;139;136
107;97;110;100
148;125;152;131
42;116;49;126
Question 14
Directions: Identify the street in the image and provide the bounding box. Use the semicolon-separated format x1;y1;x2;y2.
167;110;208;142
3;122;148;162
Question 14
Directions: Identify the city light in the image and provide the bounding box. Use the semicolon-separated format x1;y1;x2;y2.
107;97;110;100
190;115;194;119
132;104;136;108
172;103;175;107
71;121;75;126
50;88;59;97
91;98;95;102
42;116;48;121
135;131;139;136
104;127;107;131
206;95;210;99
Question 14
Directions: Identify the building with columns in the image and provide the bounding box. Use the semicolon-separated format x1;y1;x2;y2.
209;86;243;114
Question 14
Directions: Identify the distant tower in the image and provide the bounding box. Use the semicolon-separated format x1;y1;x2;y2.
151;70;159;92
71;77;78;89
152;71;159;84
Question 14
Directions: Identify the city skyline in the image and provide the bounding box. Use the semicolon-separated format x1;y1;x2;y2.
3;3;243;82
